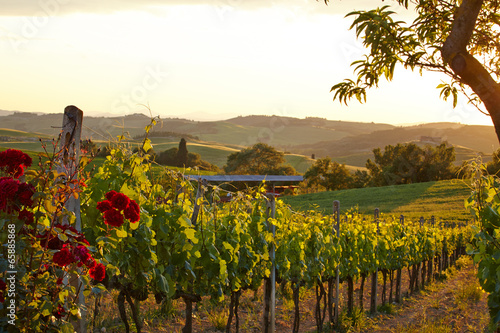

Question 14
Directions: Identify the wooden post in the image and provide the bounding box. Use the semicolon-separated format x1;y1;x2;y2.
370;208;379;314
58;106;85;333
263;194;276;333
58;105;83;230
333;200;340;326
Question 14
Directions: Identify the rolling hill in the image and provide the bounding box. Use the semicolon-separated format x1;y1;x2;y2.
282;179;472;222
0;111;498;172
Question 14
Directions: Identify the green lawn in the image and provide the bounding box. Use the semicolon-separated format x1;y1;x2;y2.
282;179;473;223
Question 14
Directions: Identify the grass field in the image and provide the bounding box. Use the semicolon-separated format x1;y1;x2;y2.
0;128;51;138
282;179;473;223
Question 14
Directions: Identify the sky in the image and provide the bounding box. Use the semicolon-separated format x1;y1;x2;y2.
0;0;494;126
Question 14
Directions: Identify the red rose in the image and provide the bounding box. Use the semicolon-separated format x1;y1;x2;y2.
103;208;124;227
73;245;91;264
18;209;34;224
0;279;6;290
105;190;118;201
17;183;34;207
89;263;106;282
96;200;112;213
0;178;34;212
0;149;32;178
56;277;63;285
47;236;63;250
53;246;76;267
124;200;140;223
110;192;130;210
0;177;19;197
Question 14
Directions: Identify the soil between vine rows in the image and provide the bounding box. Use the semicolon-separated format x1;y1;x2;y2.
88;257;489;332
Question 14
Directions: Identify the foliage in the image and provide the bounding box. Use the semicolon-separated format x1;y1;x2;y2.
486;148;500;175
327;0;500;136
176;138;188;167
224;143;297;175
156;139;219;172
304;157;352;191
466;161;500;324
0;112;479;332
0;147;104;332
366;143;456;186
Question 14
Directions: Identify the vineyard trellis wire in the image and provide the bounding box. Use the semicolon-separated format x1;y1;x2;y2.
0;108;477;333
75;110;477;333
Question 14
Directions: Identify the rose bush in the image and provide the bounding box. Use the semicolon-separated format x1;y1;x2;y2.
0;148;105;332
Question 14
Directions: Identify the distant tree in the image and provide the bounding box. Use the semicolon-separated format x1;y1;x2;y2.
351;169;371;189
157;147;178;166
420;143;456;181
156;146;219;172
224;143;297;175
176;138;188;167
304;157;352;191
366;143;456;186
187;152;220;172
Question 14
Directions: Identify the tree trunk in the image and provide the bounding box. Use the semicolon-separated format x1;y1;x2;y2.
421;260;427;289
395;269;402;303
182;298;193;333
263;278;272;332
347;276;354;315
327;277;334;326
226;291;235;333
292;284;301;333
427;258;433;284
441;0;500;143
315;281;327;332
389;270;394;304
381;270;387;305
234;290;241;333
359;274;366;310
118;291;130;333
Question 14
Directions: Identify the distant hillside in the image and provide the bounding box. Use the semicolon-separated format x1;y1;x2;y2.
293;123;499;167
282;179;471;222
0;111;498;171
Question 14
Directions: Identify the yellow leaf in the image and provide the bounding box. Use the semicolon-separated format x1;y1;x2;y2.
219;259;227;279
143;138;153;152
184;228;198;244
178;215;192;228
44;199;57;214
130;221;139;230
116;229;127;238
223;242;233;251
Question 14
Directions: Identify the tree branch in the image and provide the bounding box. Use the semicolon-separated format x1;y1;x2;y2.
441;0;500;129
442;0;483;56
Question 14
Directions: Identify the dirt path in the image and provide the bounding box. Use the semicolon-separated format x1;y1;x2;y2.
91;258;492;332
367;261;490;333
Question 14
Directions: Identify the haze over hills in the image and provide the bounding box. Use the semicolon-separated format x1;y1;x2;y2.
0;111;498;170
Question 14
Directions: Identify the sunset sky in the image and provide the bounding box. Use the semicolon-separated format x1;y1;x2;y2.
0;0;493;126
